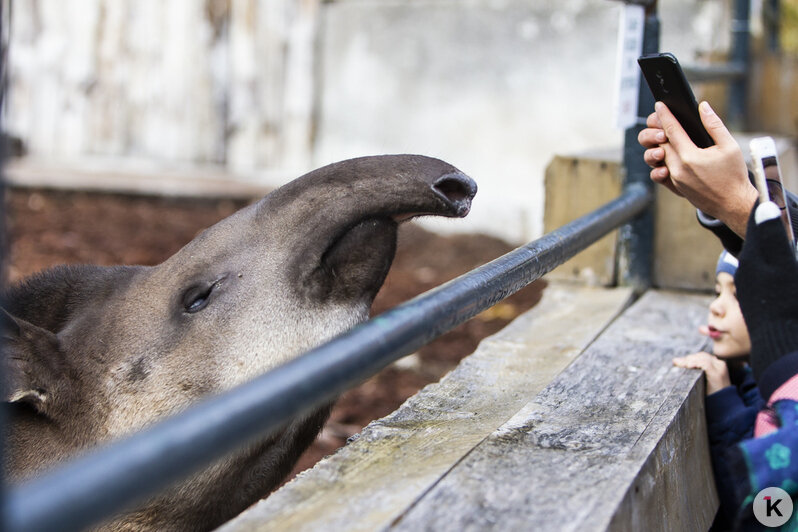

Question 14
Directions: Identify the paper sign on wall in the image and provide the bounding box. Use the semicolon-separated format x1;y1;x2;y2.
613;4;645;130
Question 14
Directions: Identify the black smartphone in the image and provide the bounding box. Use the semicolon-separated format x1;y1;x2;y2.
637;52;714;148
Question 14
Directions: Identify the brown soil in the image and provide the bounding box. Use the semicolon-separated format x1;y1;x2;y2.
3;187;546;480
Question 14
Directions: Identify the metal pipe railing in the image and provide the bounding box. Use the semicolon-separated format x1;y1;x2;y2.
4;184;652;532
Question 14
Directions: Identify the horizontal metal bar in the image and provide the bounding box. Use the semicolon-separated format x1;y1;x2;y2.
608;0;657;7
4;184;652;532
683;62;746;83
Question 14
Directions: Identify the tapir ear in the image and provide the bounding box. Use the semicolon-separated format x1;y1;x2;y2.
1;308;63;415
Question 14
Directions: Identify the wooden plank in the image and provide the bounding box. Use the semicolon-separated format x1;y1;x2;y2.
4;158;272;200
543;153;622;286
653;189;723;291
391;290;715;532
218;284;634;532
542;151;724;291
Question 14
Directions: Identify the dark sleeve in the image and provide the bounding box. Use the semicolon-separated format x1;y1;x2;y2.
728;364;765;410
706;387;757;447
758;351;798;401
695;178;798;255
705;387;758;527
696;209;743;256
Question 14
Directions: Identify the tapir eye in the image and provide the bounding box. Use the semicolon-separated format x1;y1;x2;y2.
182;278;224;314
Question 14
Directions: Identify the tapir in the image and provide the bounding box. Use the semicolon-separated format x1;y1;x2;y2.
1;154;476;531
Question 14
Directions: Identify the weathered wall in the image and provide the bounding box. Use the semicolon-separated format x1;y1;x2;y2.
4;0;734;242
313;0;733;242
5;0;317;175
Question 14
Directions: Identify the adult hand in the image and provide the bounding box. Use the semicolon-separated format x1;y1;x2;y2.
638;101;757;237
638;111;673;188
673;351;731;395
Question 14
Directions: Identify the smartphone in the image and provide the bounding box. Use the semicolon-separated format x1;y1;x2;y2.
750;136;796;245
637;52;714;148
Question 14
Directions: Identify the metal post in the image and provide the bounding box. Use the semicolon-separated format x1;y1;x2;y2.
727;0;751;129
619;1;658;293
764;0;781;52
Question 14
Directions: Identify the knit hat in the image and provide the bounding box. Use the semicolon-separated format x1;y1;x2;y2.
716;250;739;277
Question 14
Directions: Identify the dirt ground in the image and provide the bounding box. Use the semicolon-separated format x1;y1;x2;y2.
3;187;546;480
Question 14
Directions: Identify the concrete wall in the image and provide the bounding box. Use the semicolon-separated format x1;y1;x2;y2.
4;0;733;243
314;0;733;242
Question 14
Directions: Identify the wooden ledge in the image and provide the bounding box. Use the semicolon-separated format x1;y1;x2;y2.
219;288;716;531
3;157;274;199
219;284;633;531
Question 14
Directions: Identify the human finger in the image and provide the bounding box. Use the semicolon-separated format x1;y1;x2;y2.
645;111;663;129
673;351;714;369
643;146;666;167
655;101;696;153
638;127;667;149
650;168;682;197
698;101;737;148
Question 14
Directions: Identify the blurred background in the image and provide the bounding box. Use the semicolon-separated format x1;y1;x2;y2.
4;0;795;245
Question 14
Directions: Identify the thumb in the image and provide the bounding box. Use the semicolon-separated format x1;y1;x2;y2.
698;101;736;148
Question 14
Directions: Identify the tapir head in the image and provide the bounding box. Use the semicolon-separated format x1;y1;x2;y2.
2;155;476;449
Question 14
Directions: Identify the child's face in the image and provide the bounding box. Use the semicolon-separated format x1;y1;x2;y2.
706;272;751;359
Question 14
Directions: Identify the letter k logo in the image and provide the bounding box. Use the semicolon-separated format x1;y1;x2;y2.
765;496;783;517
754;488;793;526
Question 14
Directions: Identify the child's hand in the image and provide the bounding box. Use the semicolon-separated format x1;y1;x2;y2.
673;352;731;395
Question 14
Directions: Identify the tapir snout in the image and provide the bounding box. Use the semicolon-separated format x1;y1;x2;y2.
2;154;476;531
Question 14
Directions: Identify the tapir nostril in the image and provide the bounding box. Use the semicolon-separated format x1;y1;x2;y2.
432;172;478;216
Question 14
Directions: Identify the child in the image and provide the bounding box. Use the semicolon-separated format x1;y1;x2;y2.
727;200;798;529
673;251;757;397
673;251;766;529
676;203;798;529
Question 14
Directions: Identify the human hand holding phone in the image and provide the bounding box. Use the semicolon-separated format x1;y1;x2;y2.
638;53;714;148
645;101;754;232
636;53;755;237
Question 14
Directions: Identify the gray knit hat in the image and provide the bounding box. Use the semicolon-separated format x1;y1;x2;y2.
716;250;739;277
